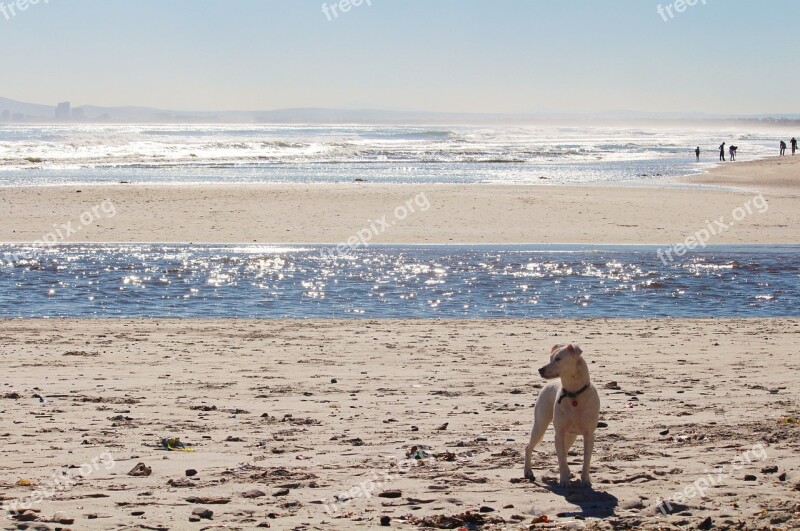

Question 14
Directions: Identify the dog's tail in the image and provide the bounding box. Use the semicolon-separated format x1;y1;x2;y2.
529;382;559;448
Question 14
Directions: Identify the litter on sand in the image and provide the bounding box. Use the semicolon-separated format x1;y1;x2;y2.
161;437;195;452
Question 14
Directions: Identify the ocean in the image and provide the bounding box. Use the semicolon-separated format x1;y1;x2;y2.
1;244;797;318
2;124;795;319
0;123;786;186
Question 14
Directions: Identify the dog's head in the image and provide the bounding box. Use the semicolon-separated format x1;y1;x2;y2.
538;343;583;380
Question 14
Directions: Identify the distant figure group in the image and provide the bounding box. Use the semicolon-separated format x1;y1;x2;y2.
694;137;797;162
717;142;737;161
779;138;796;156
698;137;797;161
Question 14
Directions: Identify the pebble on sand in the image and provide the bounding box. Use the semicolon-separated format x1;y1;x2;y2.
191;507;213;520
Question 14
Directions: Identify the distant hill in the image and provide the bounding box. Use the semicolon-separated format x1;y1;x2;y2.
1;96;799;124
0;96;55;119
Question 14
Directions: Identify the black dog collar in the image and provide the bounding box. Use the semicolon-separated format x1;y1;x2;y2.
557;383;591;405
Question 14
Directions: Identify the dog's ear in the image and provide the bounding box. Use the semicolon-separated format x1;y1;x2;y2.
568;344;583;356
551;344;565;354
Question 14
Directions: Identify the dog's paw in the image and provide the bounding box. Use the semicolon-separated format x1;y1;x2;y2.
581;473;592;487
523;468;535;481
558;478;570;488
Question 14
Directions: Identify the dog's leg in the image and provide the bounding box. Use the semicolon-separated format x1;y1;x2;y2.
523;416;551;479
581;432;594;487
555;429;571;487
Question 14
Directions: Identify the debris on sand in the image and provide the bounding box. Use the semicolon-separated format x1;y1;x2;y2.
405;511;506;529
186;496;231;504
127;463;152;477
162;437;195;452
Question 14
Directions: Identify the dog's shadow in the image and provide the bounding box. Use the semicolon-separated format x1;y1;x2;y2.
537;477;618;518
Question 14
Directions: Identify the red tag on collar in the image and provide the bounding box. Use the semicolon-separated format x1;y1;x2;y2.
572;400;578;407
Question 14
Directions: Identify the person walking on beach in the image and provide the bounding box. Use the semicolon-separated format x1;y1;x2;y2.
719;142;726;161
792;137;797;155
780;140;787;156
695;146;701;161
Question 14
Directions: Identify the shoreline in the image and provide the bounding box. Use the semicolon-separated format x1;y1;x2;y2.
0;154;762;191
0;178;750;193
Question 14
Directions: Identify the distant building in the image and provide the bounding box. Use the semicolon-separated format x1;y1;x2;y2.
11;113;24;121
71;107;85;121
55;101;71;120
1;110;10;121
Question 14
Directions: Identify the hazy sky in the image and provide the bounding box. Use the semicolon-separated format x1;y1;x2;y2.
2;0;798;114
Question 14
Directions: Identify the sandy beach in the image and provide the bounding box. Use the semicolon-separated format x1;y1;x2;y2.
1;319;798;530
1;157;798;246
1;157;798;530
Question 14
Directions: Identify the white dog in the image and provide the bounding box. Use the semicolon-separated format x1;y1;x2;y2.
523;344;600;487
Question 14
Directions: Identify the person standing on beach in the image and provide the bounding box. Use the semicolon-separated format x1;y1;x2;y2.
780;140;787;156
792;137;797;155
719;142;726;161
729;145;738;161
695;146;701;161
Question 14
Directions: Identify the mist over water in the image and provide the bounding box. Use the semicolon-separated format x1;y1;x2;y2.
0;124;784;186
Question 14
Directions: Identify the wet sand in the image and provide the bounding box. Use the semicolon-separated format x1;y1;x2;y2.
1;157;798;245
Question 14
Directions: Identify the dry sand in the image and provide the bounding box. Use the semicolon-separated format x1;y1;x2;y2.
1;157;798;245
1;319;799;530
